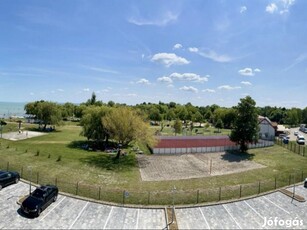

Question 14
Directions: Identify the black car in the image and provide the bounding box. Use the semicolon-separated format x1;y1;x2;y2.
21;185;58;217
0;170;20;190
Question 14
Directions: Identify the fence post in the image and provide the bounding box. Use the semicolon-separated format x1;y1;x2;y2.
123;190;126;205
289;175;291;185
258;181;261;194
302;171;304;181
239;185;242;198
148;191;150;205
196;190;199;204
99;187;101;200
76;182;79;195
218;187;221;201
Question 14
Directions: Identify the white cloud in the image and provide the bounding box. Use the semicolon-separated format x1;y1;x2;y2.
128;11;178;26
254;68;261;72
266;0;295;14
240;6;247;13
151;53;190;67
199;50;232;63
82;65;119;74
202;89;216;93
57;89;64;92
238;68;254;76
136;78;150;85
170;72;208;82
241;81;252;86
179;86;198;93
238;68;261;76
173;43;183;49
188;47;199;53
218;85;241;90
266;3;278;14
188;47;232;63
127;93;137;97
157;76;173;84
83;88;90;92
283;53;307;71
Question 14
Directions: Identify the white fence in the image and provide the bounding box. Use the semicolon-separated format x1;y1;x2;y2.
153;140;274;155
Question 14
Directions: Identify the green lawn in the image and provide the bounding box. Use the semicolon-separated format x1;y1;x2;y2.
0;122;306;205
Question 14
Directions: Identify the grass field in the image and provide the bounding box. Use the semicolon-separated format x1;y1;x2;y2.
0;121;306;205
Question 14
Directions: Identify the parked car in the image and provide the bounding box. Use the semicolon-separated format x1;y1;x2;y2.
0;170;20;190
304;178;307;188
21;185;58;217
294;131;299;136
282;136;289;144
296;135;305;145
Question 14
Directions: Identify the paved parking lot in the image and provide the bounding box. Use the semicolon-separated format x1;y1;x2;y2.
1;181;306;229
0;182;166;229
176;185;307;229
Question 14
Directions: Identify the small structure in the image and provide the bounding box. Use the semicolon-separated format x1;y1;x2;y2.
258;116;276;140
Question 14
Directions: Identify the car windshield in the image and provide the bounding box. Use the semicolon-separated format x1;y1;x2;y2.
31;189;45;198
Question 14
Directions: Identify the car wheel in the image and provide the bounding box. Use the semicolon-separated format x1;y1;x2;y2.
15;178;19;184
53;194;58;202
37;208;42;217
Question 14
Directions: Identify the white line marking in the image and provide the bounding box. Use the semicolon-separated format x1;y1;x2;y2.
244;200;268;229
244;200;264;220
40;196;66;221
69;201;89;229
222;204;242;229
135;209;139;229
262;196;290;214
199;207;210;229
103;206;113;229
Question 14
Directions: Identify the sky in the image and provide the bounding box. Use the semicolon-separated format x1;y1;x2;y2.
0;0;306;108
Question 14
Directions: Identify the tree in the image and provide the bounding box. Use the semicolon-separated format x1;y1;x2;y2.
80;106;110;144
215;119;224;132
230;96;259;153
24;101;62;130
173;119;182;136
102;107;156;158
286;108;301;127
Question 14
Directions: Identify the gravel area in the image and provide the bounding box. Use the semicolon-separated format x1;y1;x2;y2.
137;152;265;181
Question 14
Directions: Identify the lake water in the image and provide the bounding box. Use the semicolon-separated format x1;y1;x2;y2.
0;102;26;118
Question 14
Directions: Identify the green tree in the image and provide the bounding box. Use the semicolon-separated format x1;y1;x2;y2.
173;119;182;136
215;118;224;132
102;107;156;158
80;106;110;144
286;108;301;127
230;96;259;153
24;101;62;130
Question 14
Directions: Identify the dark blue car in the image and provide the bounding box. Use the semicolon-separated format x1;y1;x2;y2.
21;185;58;217
0;170;20;190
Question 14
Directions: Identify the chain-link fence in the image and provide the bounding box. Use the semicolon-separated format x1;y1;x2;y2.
1;160;304;206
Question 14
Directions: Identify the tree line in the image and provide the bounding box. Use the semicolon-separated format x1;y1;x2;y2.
24;93;306;153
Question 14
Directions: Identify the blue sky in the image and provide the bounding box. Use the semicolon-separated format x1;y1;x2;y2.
0;0;306;108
